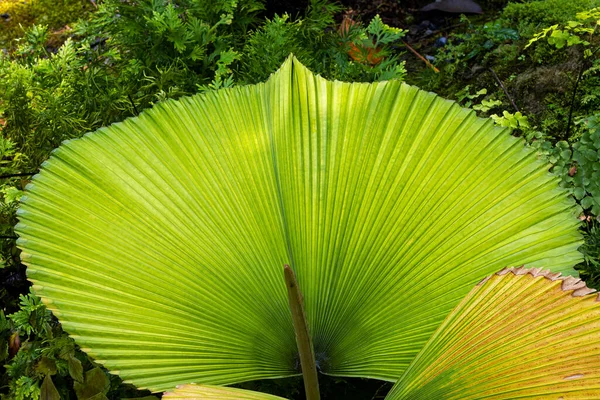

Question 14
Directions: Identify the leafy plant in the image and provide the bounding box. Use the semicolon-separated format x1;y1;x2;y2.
525;7;600;139
0;290;156;399
455;87;503;114
14;57;595;399
567;116;600;214
433;16;520;79
239;10;406;84
455;86;487;108
490;110;530;130
577;220;600;287
2;291;74;399
528;114;600;218
8;292;52;337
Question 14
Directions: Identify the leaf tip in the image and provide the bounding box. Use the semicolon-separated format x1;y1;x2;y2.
561;276;585;291
477;276;491;286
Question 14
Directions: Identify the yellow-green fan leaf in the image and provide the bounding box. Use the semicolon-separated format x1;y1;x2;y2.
163;384;287;400
16;57;582;391
387;267;600;399
16;65;299;391
272;59;581;380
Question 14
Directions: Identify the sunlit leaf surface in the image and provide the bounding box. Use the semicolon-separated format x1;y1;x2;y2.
16;57;582;391
387;267;600;399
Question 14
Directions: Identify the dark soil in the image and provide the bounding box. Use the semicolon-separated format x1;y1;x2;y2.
236;374;393;399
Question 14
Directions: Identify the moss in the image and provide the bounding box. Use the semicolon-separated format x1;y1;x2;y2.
501;0;600;27
0;0;92;49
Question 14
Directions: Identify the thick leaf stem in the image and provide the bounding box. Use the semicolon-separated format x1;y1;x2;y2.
284;265;320;400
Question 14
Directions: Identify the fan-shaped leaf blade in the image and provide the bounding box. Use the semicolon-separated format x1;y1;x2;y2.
16;57;583;390
276;59;582;380
387;267;600;399
163;384;287;400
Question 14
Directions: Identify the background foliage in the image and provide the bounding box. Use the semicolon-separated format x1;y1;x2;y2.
0;0;92;49
1;0;599;398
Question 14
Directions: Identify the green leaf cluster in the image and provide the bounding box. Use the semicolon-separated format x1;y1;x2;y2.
239;7;406;84
420;2;600;140
455;87;504;114
526;7;600;50
577;220;600;286
0;291;155;399
490;110;530;130
432;18;519;76
527;117;600;220
572;116;600;213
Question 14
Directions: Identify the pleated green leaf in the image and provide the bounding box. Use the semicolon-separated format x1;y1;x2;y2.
163;384;287;400
16;57;582;391
387;267;600;399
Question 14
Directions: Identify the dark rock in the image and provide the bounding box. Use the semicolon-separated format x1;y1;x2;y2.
408;26;421;36
421;0;483;14
435;37;448;47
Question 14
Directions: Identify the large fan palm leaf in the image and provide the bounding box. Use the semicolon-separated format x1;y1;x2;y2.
16;57;582;391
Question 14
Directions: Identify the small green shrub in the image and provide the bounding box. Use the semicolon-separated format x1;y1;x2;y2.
424;4;600;145
239;10;406;84
0;33;134;172
577;220;600;288
77;0;265;91
537;115;600;217
0;291;156;399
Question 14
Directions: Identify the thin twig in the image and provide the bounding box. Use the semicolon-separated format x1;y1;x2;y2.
565;63;586;139
284;265;320;400
370;382;392;400
401;40;439;73
489;68;519;112
0;235;17;239
128;95;139;115
421;22;468;38
0;172;36;180
565;46;600;139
